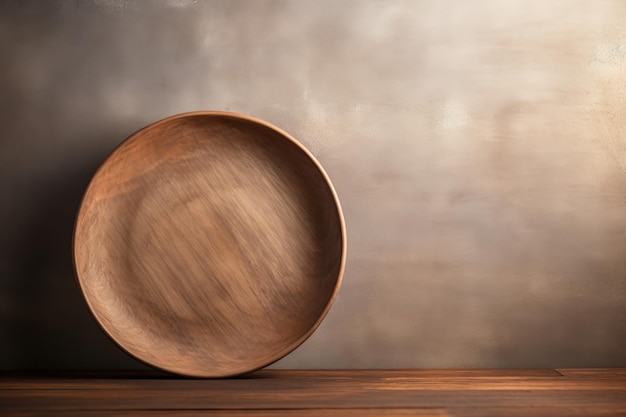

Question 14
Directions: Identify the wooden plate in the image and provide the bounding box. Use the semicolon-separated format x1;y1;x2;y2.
73;111;346;377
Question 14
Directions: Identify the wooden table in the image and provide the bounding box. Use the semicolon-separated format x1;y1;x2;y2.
2;369;626;416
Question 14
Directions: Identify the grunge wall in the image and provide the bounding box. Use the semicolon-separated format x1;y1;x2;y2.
1;0;625;370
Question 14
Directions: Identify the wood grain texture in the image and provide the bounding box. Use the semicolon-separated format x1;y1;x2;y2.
4;411;451;417
73;112;346;378
1;370;625;416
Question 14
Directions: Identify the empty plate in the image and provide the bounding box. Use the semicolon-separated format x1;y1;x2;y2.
73;111;346;377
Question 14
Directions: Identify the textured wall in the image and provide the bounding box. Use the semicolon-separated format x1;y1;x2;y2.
0;0;625;370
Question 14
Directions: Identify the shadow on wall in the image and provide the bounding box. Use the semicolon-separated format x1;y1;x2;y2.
2;143;149;371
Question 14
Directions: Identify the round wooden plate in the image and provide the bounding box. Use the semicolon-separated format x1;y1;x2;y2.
73;111;346;377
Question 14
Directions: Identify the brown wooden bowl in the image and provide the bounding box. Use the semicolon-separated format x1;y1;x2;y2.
73;111;346;377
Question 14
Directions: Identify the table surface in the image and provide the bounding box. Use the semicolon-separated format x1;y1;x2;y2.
2;369;626;416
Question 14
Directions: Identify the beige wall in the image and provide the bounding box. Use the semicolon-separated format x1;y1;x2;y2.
0;0;624;369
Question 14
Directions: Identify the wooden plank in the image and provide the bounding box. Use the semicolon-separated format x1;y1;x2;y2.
255;369;563;378
0;368;562;384
2;389;625;412
6;379;623;392
4;409;451;417
0;368;564;391
556;369;626;378
2;373;624;392
5;407;626;417
449;406;626;417
1;370;625;414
